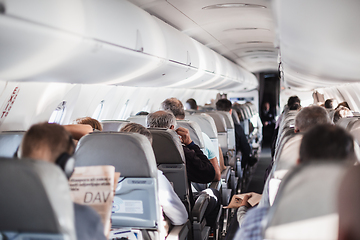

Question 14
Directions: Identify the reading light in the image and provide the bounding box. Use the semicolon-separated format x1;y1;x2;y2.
202;3;266;10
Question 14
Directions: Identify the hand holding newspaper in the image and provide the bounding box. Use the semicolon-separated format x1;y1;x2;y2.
224;192;262;208
69;165;120;237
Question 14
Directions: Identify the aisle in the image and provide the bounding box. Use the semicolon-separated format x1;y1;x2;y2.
245;147;272;194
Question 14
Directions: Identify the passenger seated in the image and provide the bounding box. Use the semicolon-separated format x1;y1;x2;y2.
161;97;221;181
76;117;103;131
147;111;220;230
325;98;337;110
119;122;188;239
333;106;353;124
336;101;351;110
20;122;106;240
236;124;356;240
338;166;360;240
294;105;331;133
215;99;257;167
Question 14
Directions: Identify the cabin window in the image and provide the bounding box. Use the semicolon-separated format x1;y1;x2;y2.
49;101;66;124
92;100;105;120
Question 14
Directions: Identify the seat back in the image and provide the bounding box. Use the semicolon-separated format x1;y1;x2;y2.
176;120;205;149
0;131;25;157
74;132;160;229
207;112;228;154
265;162;346;240
217;111;235;151
186;113;219;158
101;120;130;132
336;117;358;130
127;115;147;127
148;128;190;211
0;158;76;240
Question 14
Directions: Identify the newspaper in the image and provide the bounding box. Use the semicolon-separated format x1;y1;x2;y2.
223;192;262;208
69;165;120;237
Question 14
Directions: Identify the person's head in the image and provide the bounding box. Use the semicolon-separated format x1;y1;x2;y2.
299;124;355;163
289;102;301;111
147;111;177;129
287;96;301;109
216;99;232;112
294;105;331;133
186;98;198;110
161;98;185;120
324;99;335;109
263;102;270;111
333;106;353;124
338;166;360;240
76;117;103;131
336;101;351;111
21;122;75;163
120;122;153;144
136;111;149;116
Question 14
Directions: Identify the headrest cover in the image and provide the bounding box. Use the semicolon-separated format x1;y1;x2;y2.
186;113;218;139
217;111;235;129
0;131;25;157
101;120;130;132
176;120;205;149
207;112;227;132
127;115;147;127
75;132;157;178
148;128;185;164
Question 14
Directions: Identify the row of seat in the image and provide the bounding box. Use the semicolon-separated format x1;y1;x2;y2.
259;108;359;239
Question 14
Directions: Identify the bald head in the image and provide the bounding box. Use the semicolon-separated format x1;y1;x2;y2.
338;166;360;240
147;111;177;129
161;98;185;120
295;105;331;132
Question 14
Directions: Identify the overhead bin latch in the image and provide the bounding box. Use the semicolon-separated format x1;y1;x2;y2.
136;30;144;52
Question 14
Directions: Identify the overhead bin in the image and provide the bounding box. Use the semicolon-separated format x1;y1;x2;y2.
0;0;258;91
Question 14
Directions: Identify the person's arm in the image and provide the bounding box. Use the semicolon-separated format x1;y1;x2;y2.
201;132;221;181
63;124;93;140
237;194;252;227
176;127;215;183
157;170;188;225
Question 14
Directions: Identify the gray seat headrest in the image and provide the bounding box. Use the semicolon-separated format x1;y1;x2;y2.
75;132;157;178
176;120;205;149
127;115;147;127
101;120;130;132
0;131;25;157
265;162;346;240
207;112;227;133
148;128;185;164
0;159;76;240
217;111;234;129
0;158;59;233
186;113;218;139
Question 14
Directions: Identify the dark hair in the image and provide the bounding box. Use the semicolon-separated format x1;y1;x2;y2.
216;99;232;112
289;102;301;111
186;98;198;110
299;124;355;163
76;117;103;131
21;123;74;163
287;96;301;109
161;98;185;120
120;122;153;143
336;101;351;110
136;111;149;116
324;99;334;109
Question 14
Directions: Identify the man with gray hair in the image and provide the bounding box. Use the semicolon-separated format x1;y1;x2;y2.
161;98;221;181
147;110;220;231
295;105;331;133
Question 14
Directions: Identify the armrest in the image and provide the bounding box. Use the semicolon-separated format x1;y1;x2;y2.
191;194;210;222
166;220;190;240
221;166;231;182
209;180;221;191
